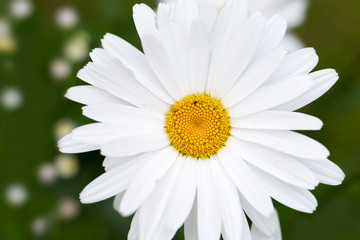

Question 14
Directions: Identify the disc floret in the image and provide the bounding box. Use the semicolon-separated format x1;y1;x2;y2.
165;93;230;159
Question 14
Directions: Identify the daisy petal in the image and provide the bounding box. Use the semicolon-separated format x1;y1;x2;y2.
133;4;158;37
240;210;252;240
281;32;304;52
276;0;308;28
240;195;278;236
209;12;264;98
113;192;125;212
89;48;115;66
229;75;313;118
199;4;218;33
164;157;197;231
157;5;190;93
217;148;274;217
137;158;183;239
82;103;163;123
119;147;177;216
251;166;318;213
71;123;163;145
275;69;339;111
78;59;168;112
301;158;345;186
211;0;248;50
266;48;319;84
101;133;170;157
231;129;330;160
141;33;185;100
58;134;99;153
128;211;140;240
65;85;127;105
196;160;222;240
80;154;148;203
136;157;197;239
184;197;199;240
254;14;287;58
231;110;323;131
189;19;210;93
101;33;174;104
250;211;282;240
210;156;243;240
222;47;286;108
227;137;319;189
103;154;143;172
174;0;200;32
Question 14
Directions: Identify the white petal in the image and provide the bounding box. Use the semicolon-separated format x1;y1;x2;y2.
241;195;278;236
65;85;127;105
135;157;197;239
229;75;313;118
250;211;282;240
141;33;185;100
231;111;323;131
231;129;330;160
240;210;252;240
137;157;183;239
281;33;305;52
77;58;168;112
196;160;222;240
184;196;199;240
80;153;148;203
174;0;199;32
254;14;287;59
211;0;248;51
251;166;318;213
266;48;318;84
145;221;174;240
301;158;345;186
157;5;191;94
164;157;197;231
217;148;274;217
119;147;177;216
275;69;339;111
133;4;158;37
101;133;170;157
128;211;140;240
101;33;174;104
276;0;308;29
113;192;125;212
222;47;286;108
58;133;99;153
188;19;210;93
103;154;143;172
199;4;218;33
82;103;164;123
208;12;264;98
89;48;115;66
227;137;319;189
210;156;243;240
71;123;163;145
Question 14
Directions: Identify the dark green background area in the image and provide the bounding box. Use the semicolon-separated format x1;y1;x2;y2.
0;0;359;239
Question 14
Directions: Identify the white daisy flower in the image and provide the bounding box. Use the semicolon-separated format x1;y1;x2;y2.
59;0;344;239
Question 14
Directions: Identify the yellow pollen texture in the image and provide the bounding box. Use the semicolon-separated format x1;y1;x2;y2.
164;93;230;159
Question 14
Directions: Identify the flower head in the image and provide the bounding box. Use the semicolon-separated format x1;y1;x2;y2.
59;0;344;239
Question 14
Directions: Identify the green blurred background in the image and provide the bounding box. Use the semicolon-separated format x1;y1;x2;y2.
0;0;359;239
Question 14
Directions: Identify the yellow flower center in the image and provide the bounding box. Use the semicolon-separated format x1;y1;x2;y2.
164;93;230;159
